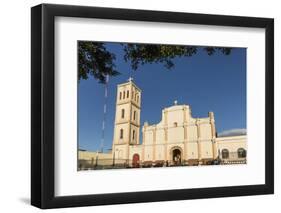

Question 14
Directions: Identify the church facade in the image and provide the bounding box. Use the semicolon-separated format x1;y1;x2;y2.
78;79;247;169
111;79;246;167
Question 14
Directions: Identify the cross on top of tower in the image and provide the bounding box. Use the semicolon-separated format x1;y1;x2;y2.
174;100;178;105
128;77;134;82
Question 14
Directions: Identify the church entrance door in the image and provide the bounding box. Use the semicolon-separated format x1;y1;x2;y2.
172;149;182;165
132;154;140;168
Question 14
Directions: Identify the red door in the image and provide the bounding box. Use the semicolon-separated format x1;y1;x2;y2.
132;154;140;168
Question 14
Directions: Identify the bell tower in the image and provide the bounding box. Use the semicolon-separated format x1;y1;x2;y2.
112;78;141;160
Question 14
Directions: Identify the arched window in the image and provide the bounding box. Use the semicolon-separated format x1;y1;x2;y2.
132;130;135;140
120;129;123;139
221;149;229;159
119;92;122;100
121;109;125;118
123;91;125;99
137;95;139;103
127;90;129;98
135;93;137;101
237;148;246;158
133;111;136;120
132;91;134;100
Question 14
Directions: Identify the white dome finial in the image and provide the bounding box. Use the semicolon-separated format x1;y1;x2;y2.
174;100;178;105
128;77;134;82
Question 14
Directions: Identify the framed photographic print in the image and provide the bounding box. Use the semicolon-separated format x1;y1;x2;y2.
31;4;274;209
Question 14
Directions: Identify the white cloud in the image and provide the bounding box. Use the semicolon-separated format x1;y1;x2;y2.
218;128;247;137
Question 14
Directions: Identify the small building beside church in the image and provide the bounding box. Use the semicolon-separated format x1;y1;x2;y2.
78;79;247;169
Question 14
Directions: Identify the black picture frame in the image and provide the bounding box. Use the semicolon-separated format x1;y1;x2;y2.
31;3;274;209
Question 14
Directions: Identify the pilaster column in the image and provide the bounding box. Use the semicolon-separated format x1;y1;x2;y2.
153;128;156;161
183;107;187;123
164;110;168;161
183;107;188;162
142;127;145;161
127;105;132;161
184;125;187;161
196;119;201;162
164;127;168;161
209;112;217;159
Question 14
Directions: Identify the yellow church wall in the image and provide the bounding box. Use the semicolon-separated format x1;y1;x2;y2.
166;106;186;125
200;141;214;159
113;144;129;161
140;102;217;163
113;123;129;144
116;103;131;121
131;104;141;126
78;150;97;160
130;84;141;106
200;123;212;140
143;129;154;145
216;135;247;153
186;142;199;159
130;124;140;145
144;145;154;161
128;145;143;160
155;129;165;144
187;125;198;141
154;144;166;160
78;151;113;166
167;126;184;144
116;84;131;105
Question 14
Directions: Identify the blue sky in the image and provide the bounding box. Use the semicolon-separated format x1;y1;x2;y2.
78;43;246;152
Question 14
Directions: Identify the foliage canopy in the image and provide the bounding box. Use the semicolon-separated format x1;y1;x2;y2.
78;42;231;83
